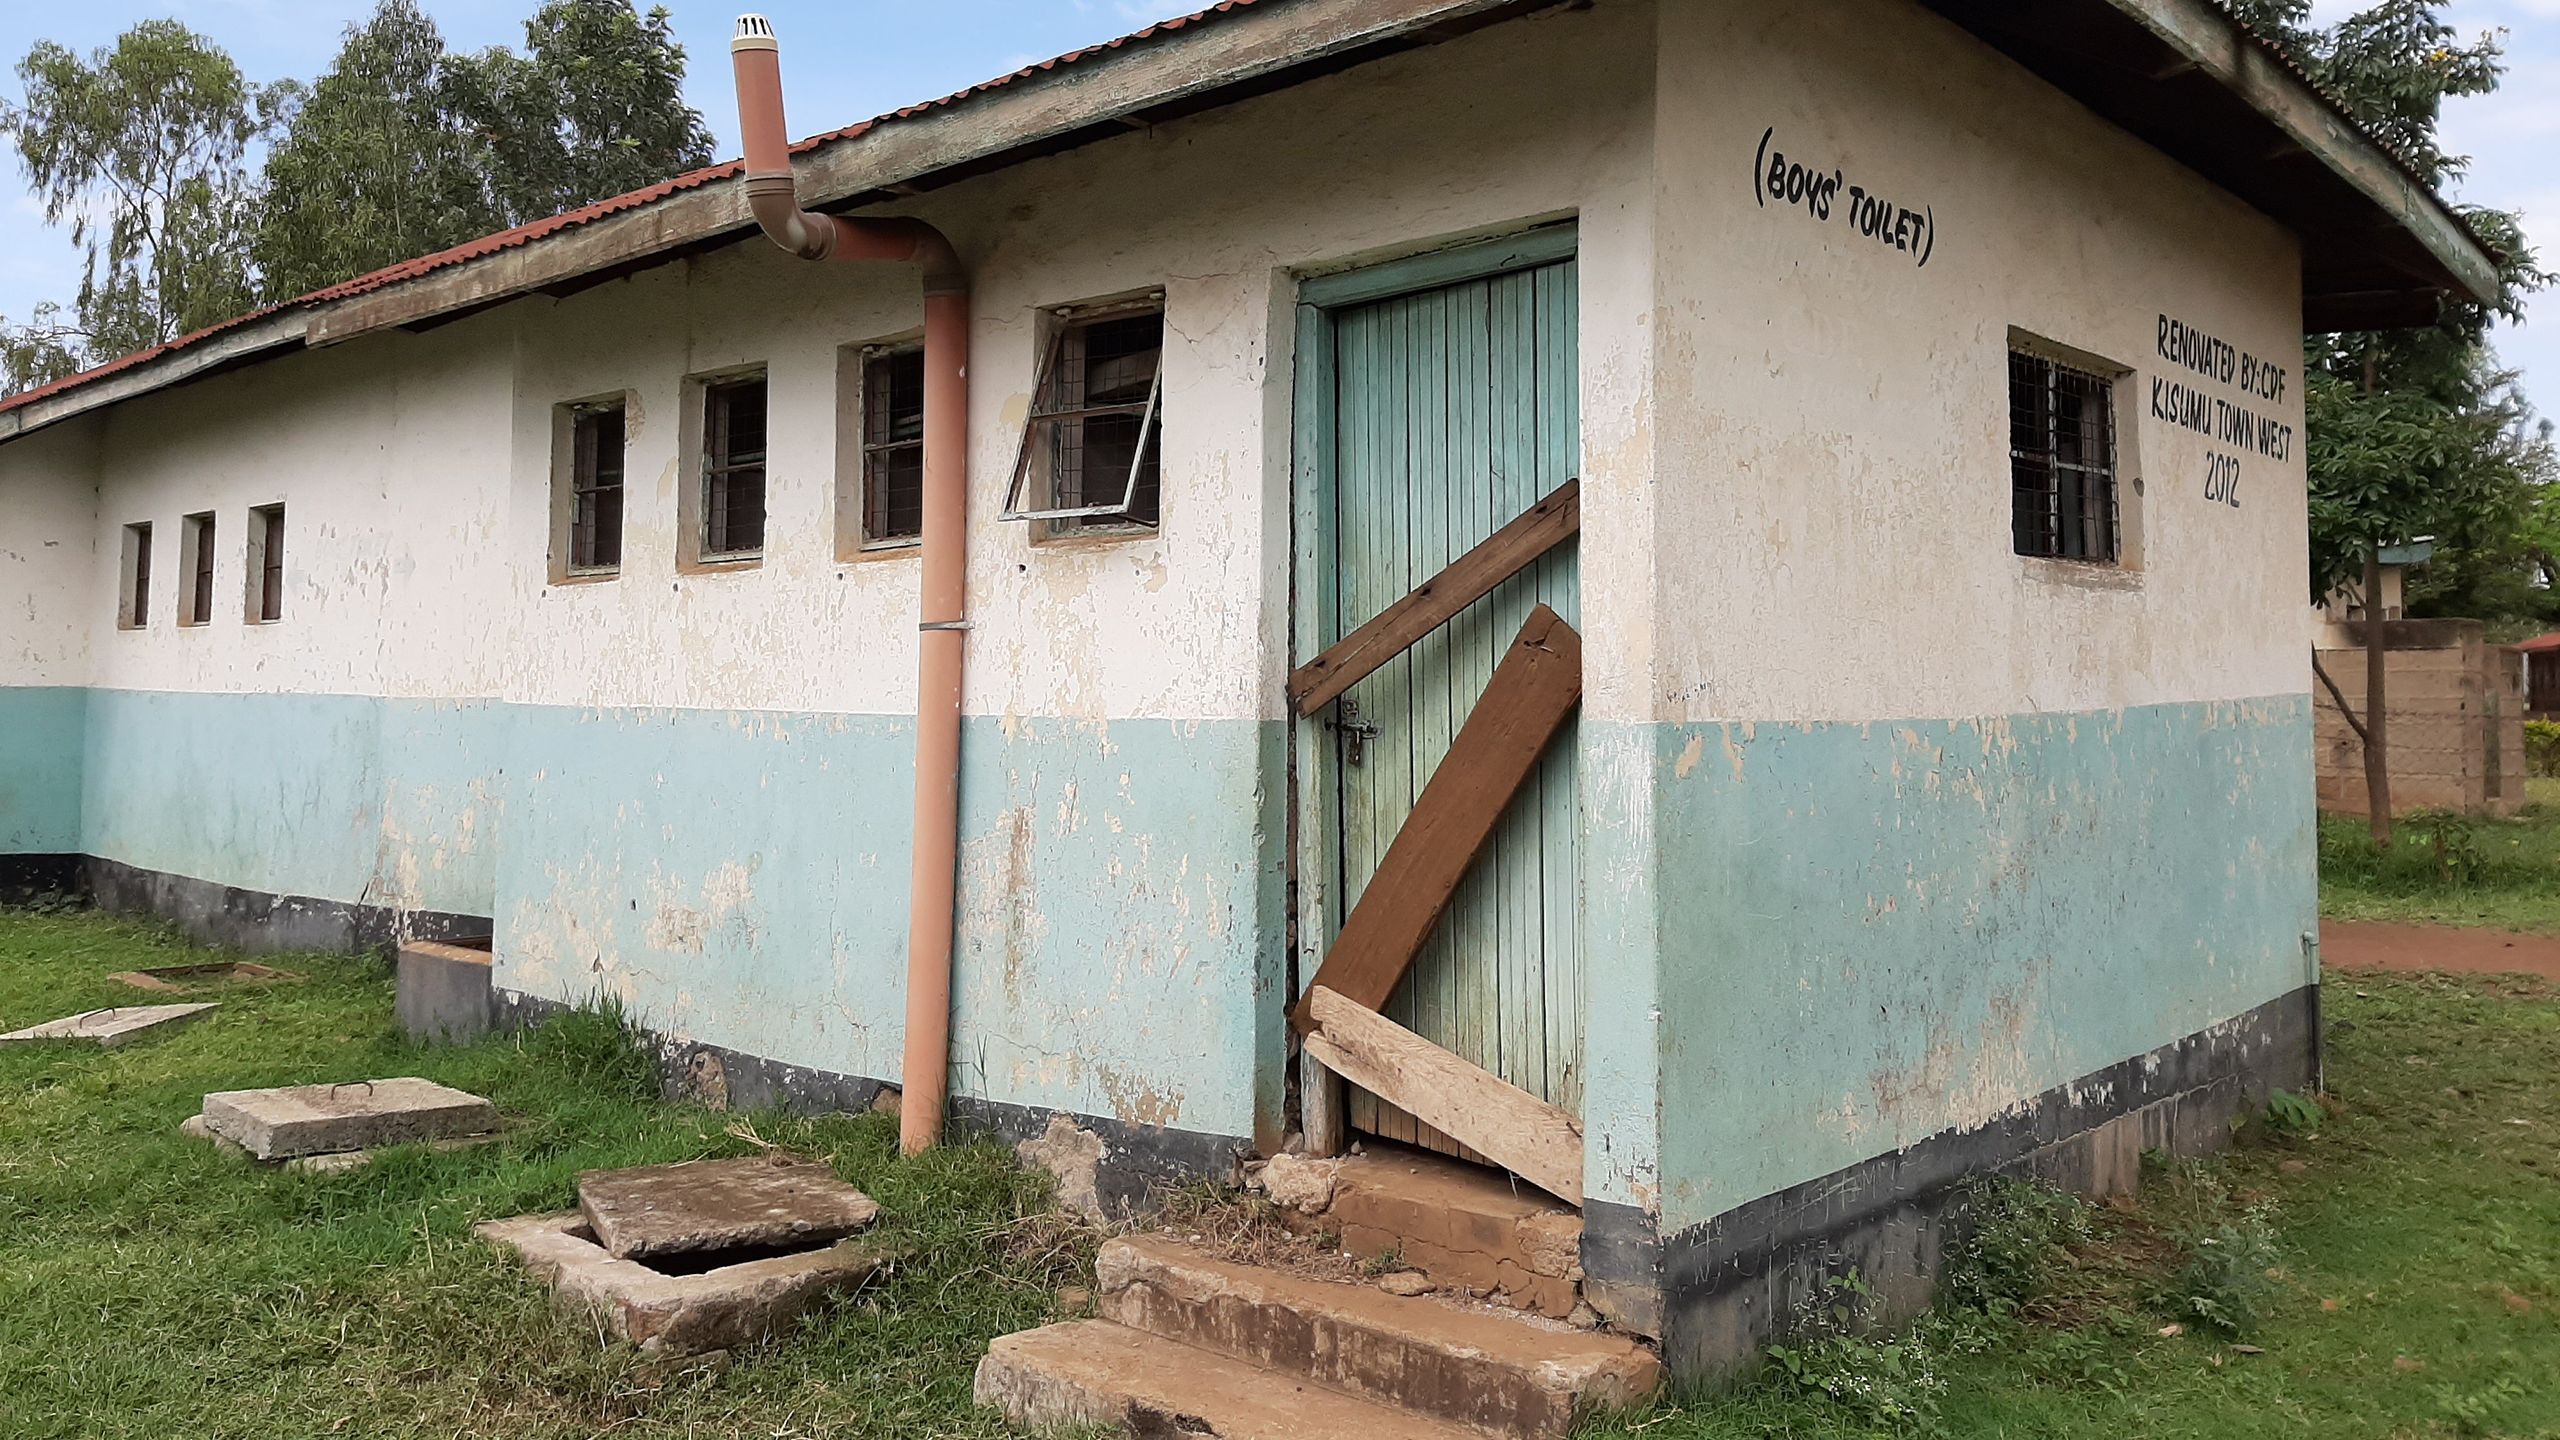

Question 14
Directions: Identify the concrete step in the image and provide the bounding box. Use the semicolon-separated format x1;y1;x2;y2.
975;1319;1485;1440
1097;1234;1658;1439
1292;1143;1584;1317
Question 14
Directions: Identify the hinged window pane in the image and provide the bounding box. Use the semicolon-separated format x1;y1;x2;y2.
570;403;626;572
1003;308;1164;528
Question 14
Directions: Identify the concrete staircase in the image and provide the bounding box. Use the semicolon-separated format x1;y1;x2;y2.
975;1232;1660;1438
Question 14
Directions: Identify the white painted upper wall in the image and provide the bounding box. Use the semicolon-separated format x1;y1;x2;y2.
1649;0;2311;725
18;0;1657;725
0;418;99;687
5;0;2322;731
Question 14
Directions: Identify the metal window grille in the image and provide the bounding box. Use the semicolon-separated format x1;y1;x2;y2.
253;505;285;621
186;512;215;624
1001;309;1163;528
569;403;626;571
703;377;768;558
126;522;151;627
862;347;925;543
2009;351;2119;563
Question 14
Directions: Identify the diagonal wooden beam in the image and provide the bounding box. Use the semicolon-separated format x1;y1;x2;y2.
1292;604;1581;1030
1300;986;1582;1205
1290;479;1578;718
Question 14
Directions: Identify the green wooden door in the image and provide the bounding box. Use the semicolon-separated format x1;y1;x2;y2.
1313;250;1582;1154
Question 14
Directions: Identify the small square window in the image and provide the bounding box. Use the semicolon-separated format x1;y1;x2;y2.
1002;307;1163;532
118;521;152;630
566;401;627;574
859;346;926;547
701;376;768;561
2009;349;2119;564
246;504;285;622
179;511;216;626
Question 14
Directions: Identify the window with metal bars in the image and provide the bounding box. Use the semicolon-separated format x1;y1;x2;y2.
1002;308;1163;531
702;376;768;560
861;347;925;544
568;402;626;572
2010;350;2119;563
181;511;215;626
248;504;285;622
120;521;151;629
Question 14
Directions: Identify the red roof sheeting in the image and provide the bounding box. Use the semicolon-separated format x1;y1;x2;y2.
2514;633;2560;654
0;0;1263;420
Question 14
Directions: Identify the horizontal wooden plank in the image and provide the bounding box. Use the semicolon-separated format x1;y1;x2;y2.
1290;479;1579;717
1302;986;1581;1206
1294;605;1582;1028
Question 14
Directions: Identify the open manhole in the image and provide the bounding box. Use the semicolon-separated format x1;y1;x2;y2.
111;962;303;993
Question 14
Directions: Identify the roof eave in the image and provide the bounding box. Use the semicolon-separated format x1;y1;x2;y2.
304;0;1559;349
1919;0;2501;331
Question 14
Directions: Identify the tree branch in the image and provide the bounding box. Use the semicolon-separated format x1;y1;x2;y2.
2311;645;2370;747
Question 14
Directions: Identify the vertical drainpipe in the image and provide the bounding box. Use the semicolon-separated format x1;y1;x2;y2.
733;15;967;1153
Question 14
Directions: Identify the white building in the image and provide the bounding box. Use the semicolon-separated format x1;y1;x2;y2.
0;0;2493;1371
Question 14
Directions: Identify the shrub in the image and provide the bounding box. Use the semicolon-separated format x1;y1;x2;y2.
1943;1176;2093;1315
2527;718;2560;779
1763;1273;1948;1434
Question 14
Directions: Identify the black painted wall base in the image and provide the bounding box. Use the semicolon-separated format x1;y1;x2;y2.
1584;986;2317;1377
35;854;493;957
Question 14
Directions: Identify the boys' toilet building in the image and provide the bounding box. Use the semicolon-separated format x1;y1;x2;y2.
0;0;2495;1371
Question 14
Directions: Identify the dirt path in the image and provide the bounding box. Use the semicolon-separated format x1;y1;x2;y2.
2322;919;2560;980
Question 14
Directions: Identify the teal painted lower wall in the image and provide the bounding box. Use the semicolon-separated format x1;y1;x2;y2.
1605;695;2318;1236
34;685;2310;1221
0;686;85;852
61;688;1288;1147
80;688;508;918
494;708;1286;1146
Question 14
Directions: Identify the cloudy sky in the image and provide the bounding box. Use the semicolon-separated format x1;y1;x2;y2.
0;0;2552;417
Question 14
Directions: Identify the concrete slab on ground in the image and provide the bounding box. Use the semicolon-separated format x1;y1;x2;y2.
1;1003;217;1047
477;1210;894;1355
200;1077;497;1160
976;1318;1487;1440
180;1113;501;1172
578;1154;880;1260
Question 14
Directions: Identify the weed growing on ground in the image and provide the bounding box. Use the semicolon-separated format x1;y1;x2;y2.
2318;798;2560;929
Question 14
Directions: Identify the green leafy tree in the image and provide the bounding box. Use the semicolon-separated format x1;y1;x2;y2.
2235;0;2551;844
252;0;510;299
254;0;710;300
0;21;270;386
460;1;712;223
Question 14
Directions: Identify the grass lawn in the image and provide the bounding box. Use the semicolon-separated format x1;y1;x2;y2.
6;910;2559;1439
0;909;1089;1440
2320;779;2560;933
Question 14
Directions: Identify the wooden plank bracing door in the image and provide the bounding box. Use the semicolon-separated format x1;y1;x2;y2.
1308;242;1581;1157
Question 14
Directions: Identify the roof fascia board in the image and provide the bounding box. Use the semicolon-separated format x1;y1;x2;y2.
2102;0;2499;304
0;312;309;442
307;0;1539;348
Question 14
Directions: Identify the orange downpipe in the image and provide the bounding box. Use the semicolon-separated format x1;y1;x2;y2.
734;16;966;1153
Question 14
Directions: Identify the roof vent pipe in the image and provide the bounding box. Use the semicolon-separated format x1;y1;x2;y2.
733;14;969;1155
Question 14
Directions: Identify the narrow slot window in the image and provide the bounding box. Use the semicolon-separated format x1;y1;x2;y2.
702;376;768;560
568;402;627;573
245;504;285;622
1002;307;1163;532
119;521;152;629
180;511;216;626
2009;349;2119;563
862;347;926;545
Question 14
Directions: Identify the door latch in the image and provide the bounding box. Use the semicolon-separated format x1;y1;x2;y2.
1329;696;1383;767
